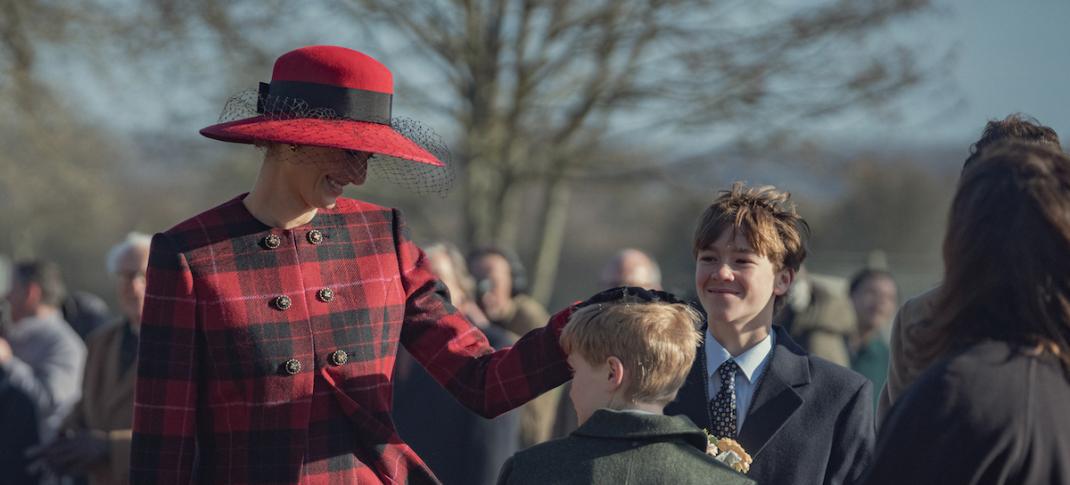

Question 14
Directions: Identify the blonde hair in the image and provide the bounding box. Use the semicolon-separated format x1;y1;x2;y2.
560;299;703;405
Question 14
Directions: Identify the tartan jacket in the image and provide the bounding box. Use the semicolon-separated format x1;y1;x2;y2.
130;195;572;484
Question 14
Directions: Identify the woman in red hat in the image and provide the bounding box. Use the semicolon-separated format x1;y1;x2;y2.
130;45;572;484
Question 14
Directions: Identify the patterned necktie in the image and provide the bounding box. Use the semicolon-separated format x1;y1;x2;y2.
710;359;740;438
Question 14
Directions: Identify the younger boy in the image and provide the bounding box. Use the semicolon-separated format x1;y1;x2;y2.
497;290;754;485
665;183;874;485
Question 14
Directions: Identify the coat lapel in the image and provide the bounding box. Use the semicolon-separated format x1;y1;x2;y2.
737;326;810;459
669;346;713;431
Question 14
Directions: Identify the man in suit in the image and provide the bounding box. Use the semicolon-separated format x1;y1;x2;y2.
131;46;572;484
31;233;150;484
499;288;753;485
666;183;874;485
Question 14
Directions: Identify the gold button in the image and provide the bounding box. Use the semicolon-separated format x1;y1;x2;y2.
273;295;292;311
263;234;282;249
329;350;348;366
307;230;324;245
317;288;334;302
283;358;302;375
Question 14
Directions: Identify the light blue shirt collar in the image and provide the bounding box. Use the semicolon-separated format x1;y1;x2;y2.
704;327;776;432
705;328;775;384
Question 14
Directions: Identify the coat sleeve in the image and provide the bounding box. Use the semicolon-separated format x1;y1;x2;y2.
108;429;133;484
130;233;199;484
878;292;931;424
828;379;875;485
876;304;907;423
495;456;516;485
392;209;572;418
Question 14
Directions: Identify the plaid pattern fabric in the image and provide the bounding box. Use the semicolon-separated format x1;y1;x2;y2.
131;195;572;484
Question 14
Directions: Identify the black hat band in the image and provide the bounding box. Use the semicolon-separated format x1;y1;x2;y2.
256;81;393;125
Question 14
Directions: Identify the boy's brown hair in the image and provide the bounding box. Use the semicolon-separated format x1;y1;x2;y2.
560;299;702;406
692;183;810;310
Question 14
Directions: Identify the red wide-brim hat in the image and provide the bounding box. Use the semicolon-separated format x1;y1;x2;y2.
200;45;444;168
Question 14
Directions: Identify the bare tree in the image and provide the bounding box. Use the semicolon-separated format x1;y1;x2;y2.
0;0;945;304
341;0;940;303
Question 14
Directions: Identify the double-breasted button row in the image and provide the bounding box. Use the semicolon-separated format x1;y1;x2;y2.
271;289;333;311
261;230;325;250
263;234;282;249
273;295;292;311
280;353;344;375
328;350;349;366
283;358;302;375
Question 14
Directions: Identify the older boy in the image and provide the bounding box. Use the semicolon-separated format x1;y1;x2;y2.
498;289;754;485
666;183;874;485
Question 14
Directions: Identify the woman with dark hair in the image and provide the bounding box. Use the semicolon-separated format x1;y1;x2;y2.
862;142;1070;484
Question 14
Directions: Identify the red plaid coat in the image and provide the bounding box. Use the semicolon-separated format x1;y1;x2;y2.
130;195;572;484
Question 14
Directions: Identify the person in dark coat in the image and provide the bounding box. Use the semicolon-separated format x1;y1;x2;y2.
877;114;1063;421
469;246;560;448
862;142;1070;484
665;183;874;485
61;291;111;343
1;375;42;484
499;289;754;485
393;242;520;485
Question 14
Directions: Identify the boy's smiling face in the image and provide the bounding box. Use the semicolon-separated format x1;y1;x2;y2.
695;230;792;329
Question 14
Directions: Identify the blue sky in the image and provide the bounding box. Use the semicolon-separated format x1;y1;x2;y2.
872;0;1069;144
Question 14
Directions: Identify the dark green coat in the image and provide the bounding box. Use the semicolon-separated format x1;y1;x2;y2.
497;409;754;485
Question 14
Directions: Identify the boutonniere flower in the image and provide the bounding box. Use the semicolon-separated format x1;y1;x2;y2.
704;429;752;474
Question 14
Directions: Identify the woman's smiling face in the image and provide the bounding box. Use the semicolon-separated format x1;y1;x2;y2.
281;146;370;210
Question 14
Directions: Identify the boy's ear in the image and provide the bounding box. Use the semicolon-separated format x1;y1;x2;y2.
606;356;625;390
773;268;795;296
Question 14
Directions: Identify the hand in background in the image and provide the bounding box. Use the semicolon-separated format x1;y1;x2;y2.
26;429;109;475
0;337;12;365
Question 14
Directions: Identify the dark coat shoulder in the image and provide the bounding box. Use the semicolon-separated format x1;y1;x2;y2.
498;410;754;485
862;341;1070;485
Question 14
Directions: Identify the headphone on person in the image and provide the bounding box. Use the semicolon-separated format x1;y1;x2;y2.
468;246;529;297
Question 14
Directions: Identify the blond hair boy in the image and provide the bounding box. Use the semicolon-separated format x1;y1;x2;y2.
497;291;754;485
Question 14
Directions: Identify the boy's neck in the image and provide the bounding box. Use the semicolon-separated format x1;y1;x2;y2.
710;313;773;356
612;402;665;415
